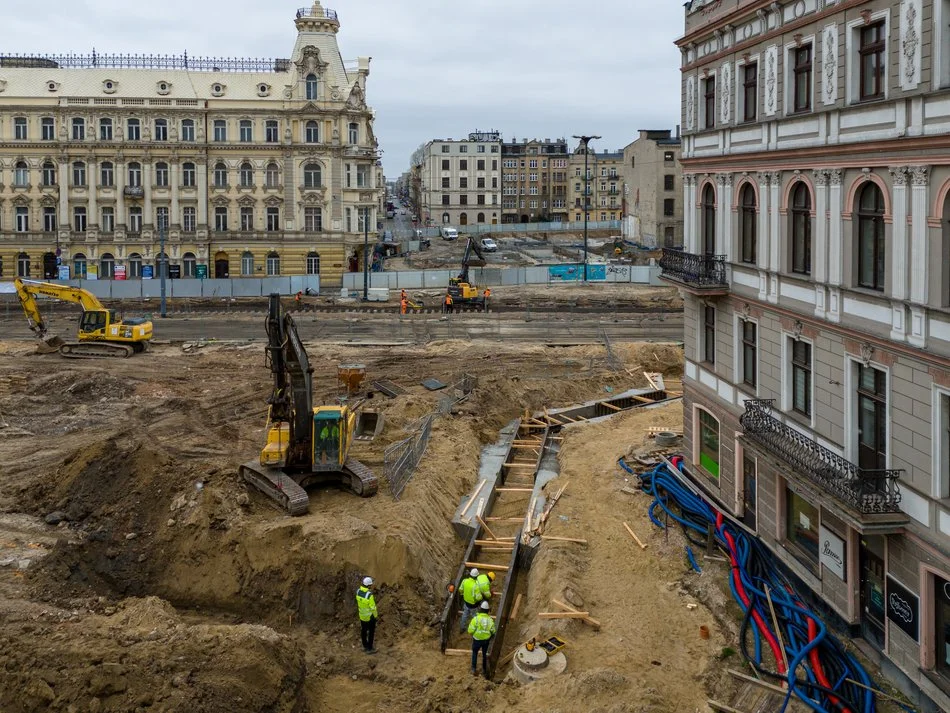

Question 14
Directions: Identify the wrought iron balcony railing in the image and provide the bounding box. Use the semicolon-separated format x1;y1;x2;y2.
739;399;902;514
0;51;292;73
659;247;727;288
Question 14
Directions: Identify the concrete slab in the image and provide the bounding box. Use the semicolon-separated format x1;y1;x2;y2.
451;419;519;539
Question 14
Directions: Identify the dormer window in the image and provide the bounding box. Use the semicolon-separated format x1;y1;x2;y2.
305;74;317;100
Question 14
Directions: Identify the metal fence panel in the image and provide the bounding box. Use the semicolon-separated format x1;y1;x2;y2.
385;414;434;499
169;280;202;298
524;266;550;284
397;271;425;289
201;279;233;297
110;280;141;298
232;279;262;297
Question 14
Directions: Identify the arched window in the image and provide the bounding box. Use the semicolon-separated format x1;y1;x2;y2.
702;184;716;254
99;161;113;187
73;252;87;279
739;184;756;264
266;251;280;276
99;117;113;140
183;252;197;278
265;162;280;188
303;162;321;188
182;162;196;187
459;212;468;225
305;120;319;143
241;250;254;276
477;212;485;223
305;74;318;100
17;252;31;277
72;161;87;187
155;162;169;187
306;251;320;275
128;252;142;279
126;117;140;141
181;118;195;142
127;162;142;187
154;118;168;141
239;161;254;188
14;161;29;187
857;183;885;291
42;161;56;186
99;252;115;279
442;212;450;224
791;183;812;275
214;162;228;188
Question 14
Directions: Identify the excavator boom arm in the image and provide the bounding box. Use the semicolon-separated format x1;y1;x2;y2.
14;278;107;337
458;238;486;284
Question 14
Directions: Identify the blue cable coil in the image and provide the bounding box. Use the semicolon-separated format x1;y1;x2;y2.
618;456;916;713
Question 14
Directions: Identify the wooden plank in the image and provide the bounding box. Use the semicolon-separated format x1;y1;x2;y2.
600;401;622;411
541;535;588;544
537;611;590;619
502;463;537;468
726;669;786;695
622;521;648;549
764;585;789;679
844;678;916;707
476;515;498;541
497;487;534;492
510;593;523;621
485;517;525;521
498;645;521;668
475;539;514;546
632;394;655;403
643;372;659;390
444;648;471;656
464;561;509;571
552;599;602;629
480;547;515;552
460;479;487;519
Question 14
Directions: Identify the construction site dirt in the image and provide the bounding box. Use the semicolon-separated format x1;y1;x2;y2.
0;294;902;712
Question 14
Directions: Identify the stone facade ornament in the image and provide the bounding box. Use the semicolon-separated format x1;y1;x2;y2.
822;24;837;105
900;0;921;89
889;166;908;186
685;75;696;130
860;342;874;367
828;168;842;185
295;45;329;78
813;169;829;186
764;46;778;115
720;62;731;124
910;164;930;186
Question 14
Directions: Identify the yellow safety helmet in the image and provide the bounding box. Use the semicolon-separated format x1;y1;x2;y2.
488;571;496;581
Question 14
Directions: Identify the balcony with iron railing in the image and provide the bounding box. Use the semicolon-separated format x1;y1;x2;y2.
658;247;728;295
739;400;907;526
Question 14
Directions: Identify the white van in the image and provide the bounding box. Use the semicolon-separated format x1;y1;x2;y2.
440;226;459;240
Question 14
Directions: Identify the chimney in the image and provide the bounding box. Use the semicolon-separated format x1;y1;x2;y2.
675;124;681;139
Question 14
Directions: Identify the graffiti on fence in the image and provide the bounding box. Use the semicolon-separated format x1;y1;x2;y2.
548;264;607;281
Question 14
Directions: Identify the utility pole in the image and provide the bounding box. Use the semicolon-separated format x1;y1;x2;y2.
572;134;601;282
159;216;167;318
363;206;369;301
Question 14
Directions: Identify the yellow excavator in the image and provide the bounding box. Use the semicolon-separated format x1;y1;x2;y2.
239;293;378;515
447;237;487;308
14;278;153;358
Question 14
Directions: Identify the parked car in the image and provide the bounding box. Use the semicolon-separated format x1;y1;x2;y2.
440;226;459;240
480;238;498;252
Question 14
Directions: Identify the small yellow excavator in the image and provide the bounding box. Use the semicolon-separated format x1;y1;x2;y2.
239;293;378;515
447;237;487;308
14;278;153;358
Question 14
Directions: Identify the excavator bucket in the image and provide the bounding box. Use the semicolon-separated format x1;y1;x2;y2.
353;410;384;441
37;334;65;353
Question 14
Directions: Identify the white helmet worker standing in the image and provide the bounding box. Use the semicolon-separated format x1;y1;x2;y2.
363;576;374;587
356;576;379;654
480;601;490;610
470;568;479;578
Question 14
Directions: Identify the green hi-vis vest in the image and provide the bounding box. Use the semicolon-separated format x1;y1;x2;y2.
468;612;496;641
356;586;377;621
461;576;482;605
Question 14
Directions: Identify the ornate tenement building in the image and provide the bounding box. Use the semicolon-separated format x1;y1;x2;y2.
0;1;381;287
500;138;570;224
413;131;502;227
566;144;625;224
663;1;950;709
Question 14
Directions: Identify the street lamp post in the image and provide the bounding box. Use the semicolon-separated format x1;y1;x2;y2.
159;217;167;318
572;134;601;282
363;206;370;301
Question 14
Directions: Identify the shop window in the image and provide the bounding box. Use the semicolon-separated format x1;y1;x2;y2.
697;409;720;480
786;488;819;567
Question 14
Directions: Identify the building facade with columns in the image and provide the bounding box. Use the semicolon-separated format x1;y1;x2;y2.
0;2;381;287
663;1;950;709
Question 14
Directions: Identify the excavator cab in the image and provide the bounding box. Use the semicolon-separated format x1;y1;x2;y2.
79;309;110;335
312;406;356;470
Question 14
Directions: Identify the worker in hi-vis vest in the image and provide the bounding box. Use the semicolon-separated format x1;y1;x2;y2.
459;568;482;633
468;600;496;677
475;570;495;600
356;576;379;654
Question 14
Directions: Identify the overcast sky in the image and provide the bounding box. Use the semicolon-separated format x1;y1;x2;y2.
3;0;684;178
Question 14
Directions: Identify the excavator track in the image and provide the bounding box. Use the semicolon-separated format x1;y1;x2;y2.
239;461;310;516
343;458;379;497
59;341;135;359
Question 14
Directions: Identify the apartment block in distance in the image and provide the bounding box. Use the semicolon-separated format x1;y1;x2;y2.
663;1;950;710
623;128;683;248
567;144;625;223
0;1;381;287
500;137;570;223
413;130;502;226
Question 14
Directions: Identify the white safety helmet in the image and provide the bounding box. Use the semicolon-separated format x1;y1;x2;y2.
480;601;490;610
470;568;479;578
362;576;374;587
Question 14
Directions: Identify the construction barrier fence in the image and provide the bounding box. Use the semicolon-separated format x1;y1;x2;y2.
384;414;434;499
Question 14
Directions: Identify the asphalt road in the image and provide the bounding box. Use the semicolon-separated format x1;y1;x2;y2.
0;313;684;345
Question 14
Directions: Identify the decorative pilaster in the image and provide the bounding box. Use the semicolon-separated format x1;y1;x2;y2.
195;156;208;226
88;157;98;229
909;164;930;308
683;175;694;253
721;173;734;262
827;168;843;287
767;171;780;275
170;156;180;227
58;155;69;228
888;166;909;302
813;170;829;317
115;156;126;229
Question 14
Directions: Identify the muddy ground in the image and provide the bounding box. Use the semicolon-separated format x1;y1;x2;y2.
0;330;899;713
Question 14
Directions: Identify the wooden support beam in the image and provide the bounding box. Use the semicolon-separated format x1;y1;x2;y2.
477;515;498;541
541;535;588;544
480;547;516;552
498;645;520;668
632;394;656;403
537;611;591;619
726;669;786;695
497;487;534;492
644;372;659;390
463;561;509;571
460;479;487;519
475;539;514;546
552;599;601;629
502;462;537;468
444;648;471;656
510;593;523;621
600;401;622;411
622;521;648;549
485;516;526;521
707;701;749;713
